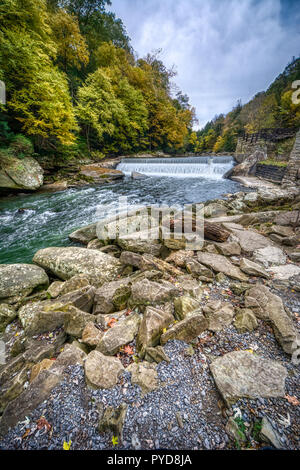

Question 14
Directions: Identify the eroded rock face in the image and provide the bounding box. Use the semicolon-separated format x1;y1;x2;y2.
84;350;124;389
210;351;287;405
97;313;141;355
160;313;208;345
245;285;298;354
0;155;43;190
197;252;248;281
0;264;49;301
117;231;162;256
33;247;123;285
136;306;174;357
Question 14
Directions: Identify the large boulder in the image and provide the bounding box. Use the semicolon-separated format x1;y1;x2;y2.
79;164;124;182
0;264;49;301
129;279;180;307
252;246;287;268
197;252;248;281
69;223;97;245
136;306;174;357
245;285;298;354
228;150;266;178
160;313;208;345
210;351;287;405
33;247;123;285
117;230;162;256
97;313;141;355
84;350;124;389
0;155;43;190
93;278;131;315
18;286;95;335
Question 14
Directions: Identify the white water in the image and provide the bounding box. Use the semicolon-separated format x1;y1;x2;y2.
117;156;234;179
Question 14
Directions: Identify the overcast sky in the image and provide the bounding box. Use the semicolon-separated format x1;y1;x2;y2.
110;0;300;129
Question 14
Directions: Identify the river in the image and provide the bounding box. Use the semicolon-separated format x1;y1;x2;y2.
0;156;242;264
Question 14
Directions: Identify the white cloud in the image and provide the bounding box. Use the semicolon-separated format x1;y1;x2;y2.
111;0;300;128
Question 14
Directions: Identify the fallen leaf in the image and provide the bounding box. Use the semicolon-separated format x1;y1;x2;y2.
22;428;31;439
285;395;299;406
107;318;117;328
123;345;134;355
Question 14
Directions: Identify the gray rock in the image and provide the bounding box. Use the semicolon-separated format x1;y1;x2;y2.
197;252;248;281
33;247;123;285
0;155;43;190
253;246;287;268
84;350;124;389
160;313;208;345
210;350;287;405
97;313;141;355
240;258;270;278
0;264;49;301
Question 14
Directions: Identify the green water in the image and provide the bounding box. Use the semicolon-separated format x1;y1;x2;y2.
0;161;242;265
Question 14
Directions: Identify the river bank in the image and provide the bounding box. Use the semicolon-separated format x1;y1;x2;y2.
0;176;299;450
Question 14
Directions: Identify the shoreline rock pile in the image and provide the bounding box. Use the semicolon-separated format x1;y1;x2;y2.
0;185;299;450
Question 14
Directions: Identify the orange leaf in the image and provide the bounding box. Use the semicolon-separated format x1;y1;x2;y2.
107;318;117;328
285;395;299;405
22;428;31;439
123;345;134;355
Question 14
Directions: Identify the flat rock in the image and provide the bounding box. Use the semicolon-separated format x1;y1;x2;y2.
33;247;123;285
267;264;300;281
252;246;287;268
197;252;248;281
229;228;274;255
210;351;287;405
129;279;180;307
240;258;270;278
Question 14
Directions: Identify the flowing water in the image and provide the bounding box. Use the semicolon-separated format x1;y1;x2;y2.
0;156;241;264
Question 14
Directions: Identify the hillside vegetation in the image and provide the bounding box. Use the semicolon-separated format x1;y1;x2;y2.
187;57;300;154
0;0;195;161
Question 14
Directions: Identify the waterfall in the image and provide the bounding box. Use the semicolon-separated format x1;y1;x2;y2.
117;156;234;179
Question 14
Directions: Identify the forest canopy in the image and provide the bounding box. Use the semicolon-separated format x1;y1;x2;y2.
0;0;195;157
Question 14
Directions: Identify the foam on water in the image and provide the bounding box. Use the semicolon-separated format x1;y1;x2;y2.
117;156;234;179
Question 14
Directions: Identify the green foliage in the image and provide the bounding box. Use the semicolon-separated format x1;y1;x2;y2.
258;160;288;167
0;0;194;157
9;134;34;158
251;419;262;441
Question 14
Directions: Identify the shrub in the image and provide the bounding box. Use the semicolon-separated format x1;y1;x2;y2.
9;134;34;158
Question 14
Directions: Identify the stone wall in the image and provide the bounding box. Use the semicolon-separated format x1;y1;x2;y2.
255;163;286;183
281;130;300;189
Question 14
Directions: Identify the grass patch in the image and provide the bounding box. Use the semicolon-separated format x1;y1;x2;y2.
258;160;288;168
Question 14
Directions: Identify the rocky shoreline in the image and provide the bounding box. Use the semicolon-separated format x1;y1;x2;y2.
0;183;299;451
